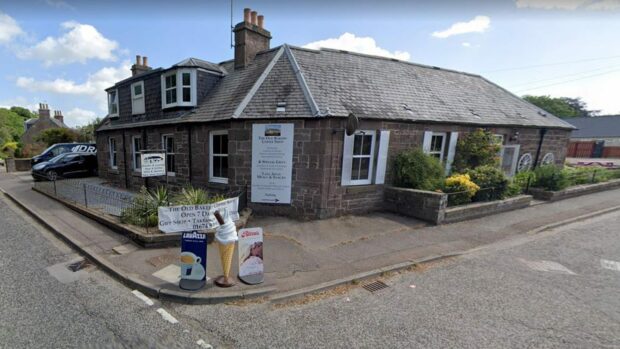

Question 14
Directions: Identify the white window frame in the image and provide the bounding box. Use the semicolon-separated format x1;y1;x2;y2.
209;130;229;184
161;134;176;176
499;144;520;177
161;69;197;109
342;130;376;186
429;132;447;163
131;136;142;171
108;89;119;117
108;137;117;169
131;81;145;115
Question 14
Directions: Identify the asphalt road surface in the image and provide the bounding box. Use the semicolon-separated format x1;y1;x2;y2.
2;189;619;348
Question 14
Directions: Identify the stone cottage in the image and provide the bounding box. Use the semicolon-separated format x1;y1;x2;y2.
96;8;574;219
22;103;69;149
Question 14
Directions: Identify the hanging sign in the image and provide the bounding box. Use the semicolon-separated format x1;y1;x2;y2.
238;227;264;284
251;124;294;204
141;153;166;177
179;231;207;291
158;198;239;234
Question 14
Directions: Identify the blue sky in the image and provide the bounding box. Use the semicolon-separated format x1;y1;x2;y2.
1;0;620;126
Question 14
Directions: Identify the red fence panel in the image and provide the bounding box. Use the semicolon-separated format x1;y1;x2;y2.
602;147;620;158
568;141;596;157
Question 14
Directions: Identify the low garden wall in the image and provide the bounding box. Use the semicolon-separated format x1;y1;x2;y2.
529;179;620;201
443;195;532;224
385;186;532;225
384;187;447;224
6;158;32;172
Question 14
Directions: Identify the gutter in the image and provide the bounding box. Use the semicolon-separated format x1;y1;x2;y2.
533;128;547;169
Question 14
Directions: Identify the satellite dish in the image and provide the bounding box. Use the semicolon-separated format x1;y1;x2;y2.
345;113;359;136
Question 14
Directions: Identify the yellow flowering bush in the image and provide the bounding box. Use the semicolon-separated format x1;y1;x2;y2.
444;174;480;206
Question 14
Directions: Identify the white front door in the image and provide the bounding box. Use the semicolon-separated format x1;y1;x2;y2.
500;145;520;177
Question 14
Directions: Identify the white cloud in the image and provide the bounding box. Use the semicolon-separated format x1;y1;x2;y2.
64;107;98;127
45;0;76;11
18;21;118;65
432;16;491;39
462;42;472;47
0;12;23;44
16;60;131;111
303;32;411;61
515;0;620;10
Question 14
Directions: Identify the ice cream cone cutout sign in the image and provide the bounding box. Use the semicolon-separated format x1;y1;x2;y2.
213;210;238;287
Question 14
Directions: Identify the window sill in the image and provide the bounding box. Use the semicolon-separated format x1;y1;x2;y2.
209;178;229;185
344;184;382;194
166;172;176;177
109;168;119;174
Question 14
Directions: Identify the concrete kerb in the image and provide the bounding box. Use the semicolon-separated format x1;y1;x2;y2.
0;188;276;305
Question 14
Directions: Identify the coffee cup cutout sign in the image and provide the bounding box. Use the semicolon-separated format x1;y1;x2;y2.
238;228;264;285
179;231;207;291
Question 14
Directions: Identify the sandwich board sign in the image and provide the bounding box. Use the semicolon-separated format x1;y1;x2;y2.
141;153;166;177
238;227;264;284
251;123;294;204
179;231;207;291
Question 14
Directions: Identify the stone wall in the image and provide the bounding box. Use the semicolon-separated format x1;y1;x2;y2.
529;179;620;201
384;187;447;224
5;158;32;172
443;195;532;224
96;118;572;220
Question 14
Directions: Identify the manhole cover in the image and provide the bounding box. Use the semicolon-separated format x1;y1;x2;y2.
67;259;92;272
362;280;389;293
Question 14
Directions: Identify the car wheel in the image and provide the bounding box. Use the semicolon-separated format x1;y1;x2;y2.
46;171;58;181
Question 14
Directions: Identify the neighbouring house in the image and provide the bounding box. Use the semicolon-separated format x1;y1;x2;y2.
95;8;574;220
566;116;620;158
21;103;69;153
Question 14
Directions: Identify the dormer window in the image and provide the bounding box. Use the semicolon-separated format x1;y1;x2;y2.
161;69;197;109
131;81;145;115
108;89;119;117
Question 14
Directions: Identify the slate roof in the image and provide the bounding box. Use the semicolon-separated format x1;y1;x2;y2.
98;45;575;131
567;116;620;138
173;58;226;75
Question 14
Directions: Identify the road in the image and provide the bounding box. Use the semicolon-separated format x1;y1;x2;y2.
0;194;219;349
1;189;619;348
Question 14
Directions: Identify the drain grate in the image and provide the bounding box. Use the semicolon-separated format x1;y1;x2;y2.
362;280;389;293
67;259;92;272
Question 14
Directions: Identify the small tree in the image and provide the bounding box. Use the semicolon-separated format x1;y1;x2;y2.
393;148;445;191
452;129;501;173
34;128;78;147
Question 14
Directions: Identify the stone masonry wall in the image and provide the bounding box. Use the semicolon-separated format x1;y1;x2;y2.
96;118;571;220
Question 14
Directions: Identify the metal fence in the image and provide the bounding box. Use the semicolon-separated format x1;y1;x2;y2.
33;177;136;217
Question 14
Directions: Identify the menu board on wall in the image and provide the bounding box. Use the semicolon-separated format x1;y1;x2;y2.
251;124;294;204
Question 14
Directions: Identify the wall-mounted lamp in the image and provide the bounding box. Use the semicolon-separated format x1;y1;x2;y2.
510;130;520;142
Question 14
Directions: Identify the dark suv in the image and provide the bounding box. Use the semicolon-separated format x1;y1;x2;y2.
31;143;96;166
31;152;98;181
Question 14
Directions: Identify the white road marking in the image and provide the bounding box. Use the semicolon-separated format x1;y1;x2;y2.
196;339;213;348
157;308;179;324
131;290;154;306
601;259;620;272
518;258;576;275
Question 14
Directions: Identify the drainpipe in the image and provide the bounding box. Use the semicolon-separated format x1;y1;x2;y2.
122;129;129;189
187;126;192;184
533;128;547;169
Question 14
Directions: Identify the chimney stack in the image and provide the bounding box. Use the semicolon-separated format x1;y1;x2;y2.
53;110;64;124
38;103;50;119
131;54;152;76
234;8;271;70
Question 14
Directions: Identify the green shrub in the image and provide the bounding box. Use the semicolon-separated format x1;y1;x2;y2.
505;181;522;197
563;166;615;185
452;129;501;173
444;173;480;206
466;165;508;201
532;165;569;191
120;187;169;228
393;148;444;191
173;186;225;205
513;170;535;192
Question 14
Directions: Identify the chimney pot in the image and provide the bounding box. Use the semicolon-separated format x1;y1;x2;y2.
251;11;257;25
258;15;264;29
244;8;251;23
136;55;142;66
143;56;148;67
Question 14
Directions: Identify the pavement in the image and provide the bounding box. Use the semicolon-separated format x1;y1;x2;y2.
2;169;620;305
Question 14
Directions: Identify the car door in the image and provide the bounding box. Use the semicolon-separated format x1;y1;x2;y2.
61;154;81;177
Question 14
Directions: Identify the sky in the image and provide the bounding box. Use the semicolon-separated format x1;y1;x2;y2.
1;0;620;127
